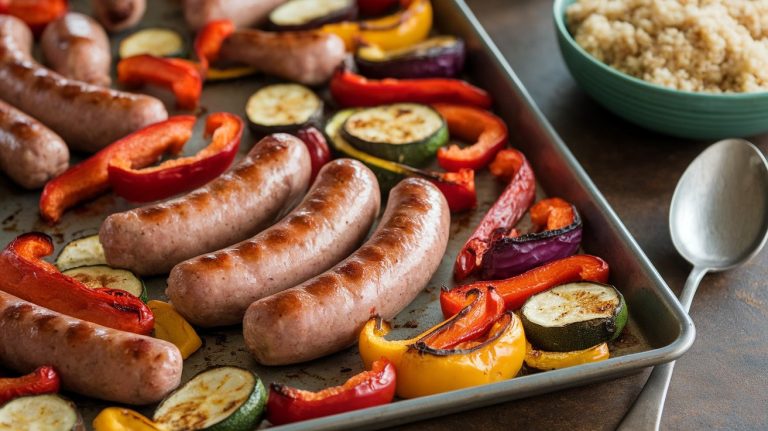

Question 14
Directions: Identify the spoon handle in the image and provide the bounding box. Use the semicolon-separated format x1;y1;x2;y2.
617;266;707;431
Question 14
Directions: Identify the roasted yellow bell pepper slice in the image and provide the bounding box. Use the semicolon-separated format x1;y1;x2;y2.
147;300;202;359
93;407;165;431
321;0;432;52
524;341;610;370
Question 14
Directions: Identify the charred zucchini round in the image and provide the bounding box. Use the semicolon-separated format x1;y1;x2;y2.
119;28;185;59
245;84;323;135
521;282;628;352
0;394;84;431
153;367;266;431
55;234;106;271
341;103;448;166
62;265;147;302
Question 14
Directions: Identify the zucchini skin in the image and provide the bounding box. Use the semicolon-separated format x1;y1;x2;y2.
521;282;628;352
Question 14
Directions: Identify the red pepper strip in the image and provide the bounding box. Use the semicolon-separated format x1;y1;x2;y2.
194;19;234;74
530;197;575;231
118;55;203;110
0;366;60;406
419;287;505;349
39;116;195;223
396;164;477;213
107;112;243;202
489;148;524;182
295;127;331;184
5;0;68;35
0;233;154;334
330;69;492;109
441;254;610;317
267;359;396;425
433;104;508;172
453;148;536;281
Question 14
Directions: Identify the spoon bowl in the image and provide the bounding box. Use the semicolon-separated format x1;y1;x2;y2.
619;138;768;431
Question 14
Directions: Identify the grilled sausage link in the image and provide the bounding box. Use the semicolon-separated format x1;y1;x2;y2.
92;0;146;33
0;290;182;405
183;0;288;30
243;178;451;365
218;29;346;86
41;12;111;86
167;159;381;327
100;134;312;276
0;99;68;189
0;15;167;153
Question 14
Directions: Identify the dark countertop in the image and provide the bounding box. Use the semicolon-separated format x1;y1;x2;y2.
398;0;768;429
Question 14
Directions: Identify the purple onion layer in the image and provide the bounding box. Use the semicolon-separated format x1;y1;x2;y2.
355;38;466;79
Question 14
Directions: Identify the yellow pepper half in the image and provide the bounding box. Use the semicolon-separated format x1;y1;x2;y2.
147;300;202;359
93;407;165;431
524;342;610;371
321;0;432;52
359;312;526;399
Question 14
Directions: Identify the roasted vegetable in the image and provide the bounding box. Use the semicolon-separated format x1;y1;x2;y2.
194;19;234;73
147;300;202;360
93;408;164;431
434;103;508;172
341;103;448;166
356;36;465;79
108;112;243;203
524;342;609;370
3;0;67;35
269;0;357;31
0;366;60;406
55;235;106;271
266;359;396;425
521;282;627;352
481;197;583;280
441;254;610;317
295;127;331;183
245;84;323;135
119;28;185;59
62;265;147;302
117;55;202;110
0;394;83;431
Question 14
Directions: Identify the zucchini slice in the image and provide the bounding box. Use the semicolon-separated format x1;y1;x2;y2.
268;0;356;31
55;235;106;271
154;367;266;431
0;394;84;431
245;84;323;135
62;265;147;302
521;282;628;352
341;103;448;166
119;28;185;59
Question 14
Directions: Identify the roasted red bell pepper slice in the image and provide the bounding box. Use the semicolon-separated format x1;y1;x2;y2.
441;254;610;317
0;233;154;334
489;147;524;182
266;359;396;425
427;168;476;212
118;55;203;110
295;127;331;184
418;287;505;350
39;116;195;223
357;0;399;16
433;104;508;172
330;69;492;109
108;112;243;202
453;148;536;281
0;366;60;405
530;197;575;231
194;19;235;73
5;0;68;35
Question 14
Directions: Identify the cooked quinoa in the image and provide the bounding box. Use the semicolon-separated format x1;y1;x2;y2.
566;0;768;93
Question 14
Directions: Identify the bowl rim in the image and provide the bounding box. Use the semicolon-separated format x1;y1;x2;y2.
553;0;768;100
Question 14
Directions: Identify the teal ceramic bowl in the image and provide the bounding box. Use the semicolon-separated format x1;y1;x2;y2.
553;0;768;140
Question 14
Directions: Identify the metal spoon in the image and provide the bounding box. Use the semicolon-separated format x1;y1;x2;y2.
617;138;768;431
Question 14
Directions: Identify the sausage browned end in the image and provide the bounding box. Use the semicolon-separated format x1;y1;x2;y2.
167;159;381;327
0;15;167;153
0;99;69;189
0;290;182;404
183;0;288;30
41;12;111;86
243;178;451;365
92;0;146;33
100;134;312;276
218;29;346;86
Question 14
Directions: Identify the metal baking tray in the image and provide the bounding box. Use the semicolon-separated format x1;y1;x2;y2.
0;0;695;429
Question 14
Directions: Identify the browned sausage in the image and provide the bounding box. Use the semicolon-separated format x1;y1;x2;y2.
0;290;182;405
218;29;346;85
167;159;381;327
0;15;167;153
0;99;68;189
243;178;451;365
183;0;288;30
100;134;312;276
41;12;111;86
92;0;146;33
